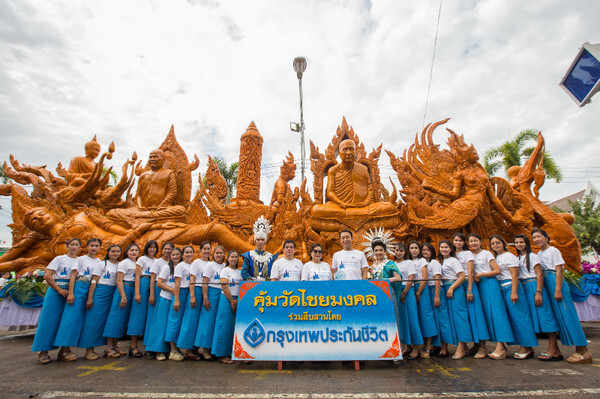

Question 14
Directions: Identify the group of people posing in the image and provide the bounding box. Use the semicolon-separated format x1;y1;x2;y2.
31;226;592;365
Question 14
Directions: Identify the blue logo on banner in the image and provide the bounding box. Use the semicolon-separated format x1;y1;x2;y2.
244;318;265;348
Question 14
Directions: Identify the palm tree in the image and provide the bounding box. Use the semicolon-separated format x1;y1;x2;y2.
482;129;563;182
210;156;238;203
0;163;8;184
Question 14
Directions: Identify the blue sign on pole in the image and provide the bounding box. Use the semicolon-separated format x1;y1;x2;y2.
560;42;600;107
232;280;401;361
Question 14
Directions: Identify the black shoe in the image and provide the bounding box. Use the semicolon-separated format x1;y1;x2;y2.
143;351;155;360
436;351;449;358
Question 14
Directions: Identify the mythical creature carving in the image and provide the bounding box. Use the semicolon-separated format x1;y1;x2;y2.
0;117;582;273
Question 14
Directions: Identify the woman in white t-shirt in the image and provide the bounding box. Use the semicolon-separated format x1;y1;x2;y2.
195;245;226;360
302;244;333;281
532;229;592;364
32;238;81;364
143;241;174;355
490;235;538;360
54;238;103;358
79;244;121;359
438;240;472;359
408;241;438;358
468;233;513;359
452;233;490;355
423;242;451;357
144;247;181;361
127;240;158;354
394;243;423;360
177;241;212;359
103;243;140;356
514;234;559;359
212;250;244;363
165;245;194;361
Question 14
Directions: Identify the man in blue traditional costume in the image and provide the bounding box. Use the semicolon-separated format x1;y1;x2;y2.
241;216;278;281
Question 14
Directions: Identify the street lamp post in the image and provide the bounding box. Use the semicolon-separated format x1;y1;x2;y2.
292;57;307;182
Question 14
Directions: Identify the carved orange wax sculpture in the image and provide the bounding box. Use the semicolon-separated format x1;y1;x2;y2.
0;117;582;274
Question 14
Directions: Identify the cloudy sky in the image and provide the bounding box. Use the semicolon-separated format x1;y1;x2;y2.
1;0;599;245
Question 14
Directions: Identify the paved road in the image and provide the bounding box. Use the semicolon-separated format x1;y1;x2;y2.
1;323;599;399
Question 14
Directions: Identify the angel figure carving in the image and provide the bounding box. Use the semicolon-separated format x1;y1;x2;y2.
389;119;526;235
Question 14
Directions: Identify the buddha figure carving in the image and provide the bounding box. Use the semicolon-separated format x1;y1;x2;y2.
312;139;397;218
107;149;185;228
67;135;101;186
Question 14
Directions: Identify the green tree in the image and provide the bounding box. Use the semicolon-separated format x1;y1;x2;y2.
0;163;9;184
211;156;238;203
482;129;563;182
570;197;600;255
102;167;118;187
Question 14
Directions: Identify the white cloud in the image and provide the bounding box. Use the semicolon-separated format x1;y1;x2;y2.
1;0;599;245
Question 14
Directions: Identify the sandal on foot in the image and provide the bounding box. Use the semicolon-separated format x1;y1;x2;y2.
201;352;216;361
38;353;51;365
419;349;430;359
566;353;592;364
514;351;534;360
537;352;563;362
57;351;78;362
114;347;127;356
220;357;234;364
104;349;121;358
169;350;185;361
488;351;506;360
474;349;488;359
85;352;101;360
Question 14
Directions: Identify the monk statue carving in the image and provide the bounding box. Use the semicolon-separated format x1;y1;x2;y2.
312;139;397;218
65;135;101;186
107;149;185;228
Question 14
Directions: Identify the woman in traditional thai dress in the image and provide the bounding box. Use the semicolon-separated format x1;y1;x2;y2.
468;233;514;359
212;250;244;363
54;238;103;359
103;243;140;357
408;241;438;358
452;233;490;357
144;247;181;361
422;242;451;357
513;234;559;359
127;240;157;358
194;245;226;360
301;243;333;281
79;244;121;359
32;238;81;364
532;229;593;363
177;241;212;360
393;243;422;360
438;240;472;359
489;235;538;359
143;241;173;358
164;245;193;361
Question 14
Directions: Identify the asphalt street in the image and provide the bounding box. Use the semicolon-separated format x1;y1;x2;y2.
1;323;599;399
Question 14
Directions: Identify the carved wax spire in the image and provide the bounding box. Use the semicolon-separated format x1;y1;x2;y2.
235;121;263;203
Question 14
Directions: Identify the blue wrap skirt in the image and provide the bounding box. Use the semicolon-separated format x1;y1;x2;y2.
443;281;473;344
477;277;514;343
413;284;438;343
429;284;454;345
103;282;134;339
177;286;203;350
194;286;222;349
127;277;150;336
498;279;538;347
211;293;238;357
78;283;116;348
462;279;490;343
143;296;172;353
543;270;588;347
54;280;90;347
520;277;558;333
394;282;423;346
143;283;161;347
164;287;189;343
32;279;69;352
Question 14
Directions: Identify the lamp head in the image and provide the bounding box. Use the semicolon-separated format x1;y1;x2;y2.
293;57;307;79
